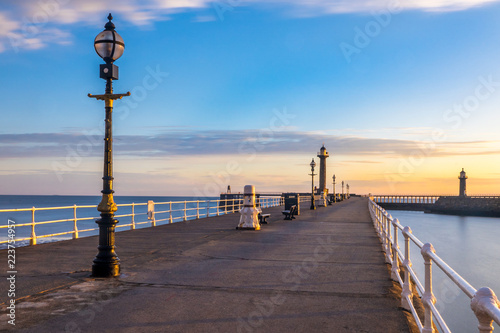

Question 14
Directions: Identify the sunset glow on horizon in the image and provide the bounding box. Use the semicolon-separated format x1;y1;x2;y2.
2;1;500;196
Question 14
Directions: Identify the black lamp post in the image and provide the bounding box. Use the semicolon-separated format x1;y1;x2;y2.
332;174;336;203
341;181;345;201
309;158;316;210
89;13;130;278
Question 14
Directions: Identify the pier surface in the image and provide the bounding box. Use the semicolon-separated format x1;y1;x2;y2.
1;197;410;332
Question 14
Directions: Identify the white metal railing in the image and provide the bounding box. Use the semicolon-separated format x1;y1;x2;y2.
0;196;284;247
368;198;500;333
372;195;500;204
372;195;441;204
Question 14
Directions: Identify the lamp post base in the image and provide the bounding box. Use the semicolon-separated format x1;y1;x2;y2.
91;214;120;278
92;260;120;278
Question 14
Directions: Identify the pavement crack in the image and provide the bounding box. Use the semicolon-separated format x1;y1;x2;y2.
120;281;390;299
199;254;385;266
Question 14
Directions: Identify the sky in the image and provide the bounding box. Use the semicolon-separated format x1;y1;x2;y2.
2;0;500;196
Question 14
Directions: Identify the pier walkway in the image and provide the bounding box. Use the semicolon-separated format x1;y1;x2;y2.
1;197;411;332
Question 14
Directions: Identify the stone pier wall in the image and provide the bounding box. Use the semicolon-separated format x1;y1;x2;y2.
378;196;500;217
429;196;500;217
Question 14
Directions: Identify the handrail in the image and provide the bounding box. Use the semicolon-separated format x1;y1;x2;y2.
0;196;285;247
371;195;500;205
368;197;500;333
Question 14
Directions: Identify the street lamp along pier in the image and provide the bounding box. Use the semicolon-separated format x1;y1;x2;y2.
88;13;130;278
309;158;316;210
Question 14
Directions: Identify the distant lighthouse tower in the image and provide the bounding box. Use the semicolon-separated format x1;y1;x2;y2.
317;144;329;194
459;168;468;197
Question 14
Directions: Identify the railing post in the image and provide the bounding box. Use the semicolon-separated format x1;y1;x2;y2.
131;203;135;230
183;201;187;221
471;287;500;333
381;212;390;262
30;207;36;246
224;199;227;215
401;226;413;311
421;243;437;333
391;218;400;281
169;202;173;224
148;200;156;227
374;206;380;235
73;204;79;239
385;213;392;263
378;207;382;230
196;200;200;219
206;200;210;218
379;209;383;234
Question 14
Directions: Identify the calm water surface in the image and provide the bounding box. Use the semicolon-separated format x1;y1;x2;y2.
388;210;500;333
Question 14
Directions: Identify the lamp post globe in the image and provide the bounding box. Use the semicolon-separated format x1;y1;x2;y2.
310;159;316;170
93;14;125;83
310;158;316;210
94;14;125;63
88;13;130;278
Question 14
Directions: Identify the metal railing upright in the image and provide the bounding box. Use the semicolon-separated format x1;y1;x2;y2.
368;197;500;333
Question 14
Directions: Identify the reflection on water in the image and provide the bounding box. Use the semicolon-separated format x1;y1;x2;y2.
388;210;500;333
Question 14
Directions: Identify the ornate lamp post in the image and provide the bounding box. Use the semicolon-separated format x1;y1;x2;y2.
89;13;130;277
341;181;345;200
332;174;336;203
309;159;316;210
346;184;350;199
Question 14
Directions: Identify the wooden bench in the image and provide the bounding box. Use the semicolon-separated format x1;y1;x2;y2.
282;205;297;220
258;213;271;224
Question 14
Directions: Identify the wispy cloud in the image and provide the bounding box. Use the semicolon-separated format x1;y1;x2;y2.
2;0;499;53
1;130;499;159
268;0;500;16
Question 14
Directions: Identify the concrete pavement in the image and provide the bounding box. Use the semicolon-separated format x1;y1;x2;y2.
1;197;412;332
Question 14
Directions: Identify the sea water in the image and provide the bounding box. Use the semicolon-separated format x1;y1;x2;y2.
388;210;500;333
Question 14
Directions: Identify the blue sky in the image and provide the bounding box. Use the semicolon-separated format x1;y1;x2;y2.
2;0;500;196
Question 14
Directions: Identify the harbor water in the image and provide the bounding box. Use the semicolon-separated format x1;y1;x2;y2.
388;209;500;333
